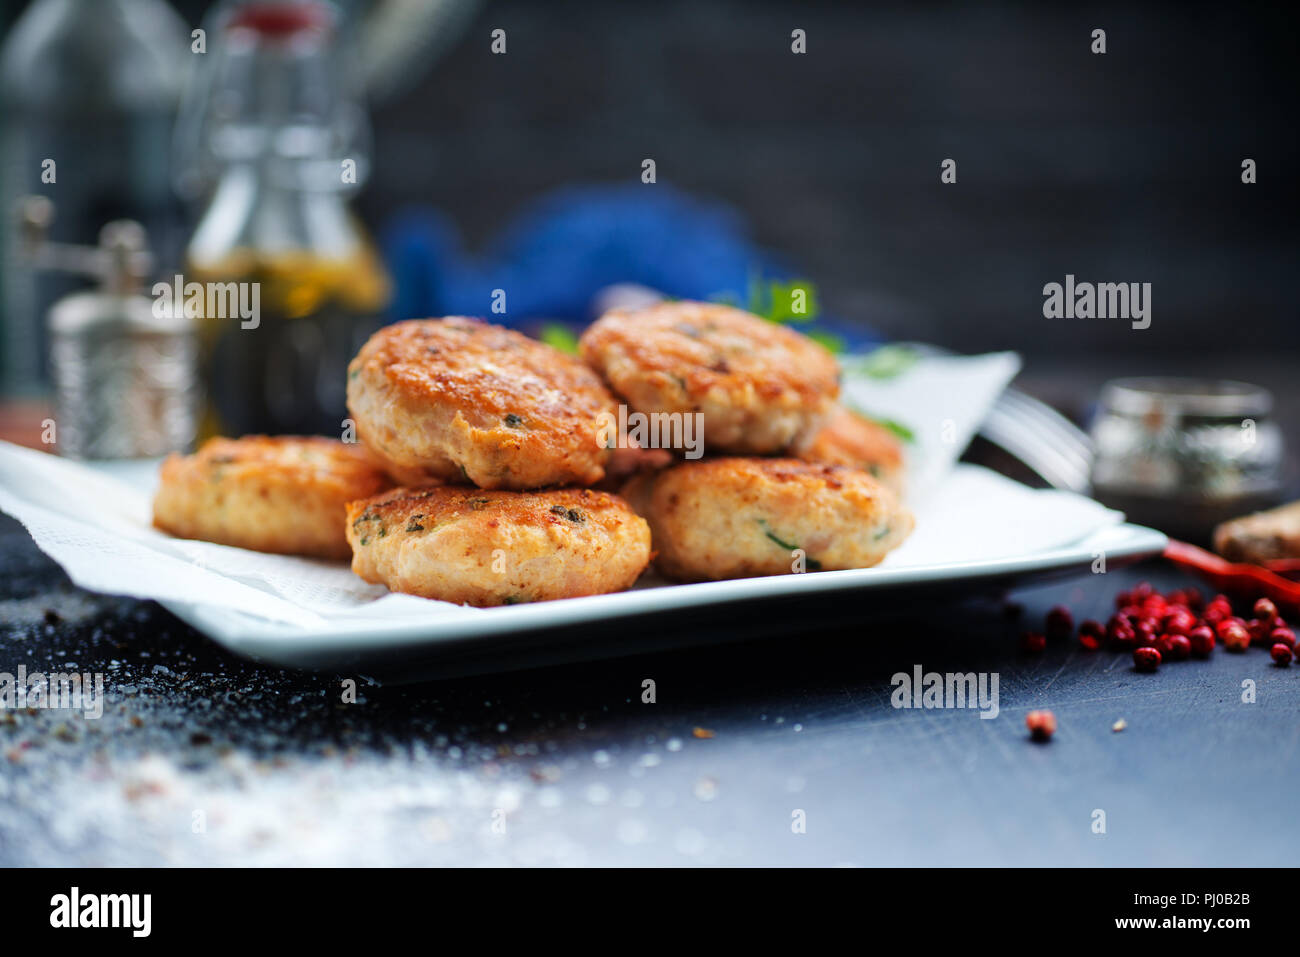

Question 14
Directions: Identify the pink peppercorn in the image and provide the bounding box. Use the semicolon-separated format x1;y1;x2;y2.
1026;710;1056;741
1108;618;1137;649
1141;597;1168;620
1254;597;1278;625
1270;627;1296;650
1215;616;1246;639
1077;619;1105;651
1271;643;1294;666
1020;631;1046;654
1221;621;1251;653
1046;605;1073;642
1134;620;1160;647
1188;625;1216;657
1133;647;1161;672
1204;599;1232;625
1165;634;1192;661
1117;605;1143;626
1162;608;1196;636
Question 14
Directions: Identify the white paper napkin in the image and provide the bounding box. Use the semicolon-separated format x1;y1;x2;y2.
840;349;1022;503
0;350;1120;627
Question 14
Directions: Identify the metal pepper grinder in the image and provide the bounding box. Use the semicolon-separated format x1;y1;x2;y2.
18;195;198;459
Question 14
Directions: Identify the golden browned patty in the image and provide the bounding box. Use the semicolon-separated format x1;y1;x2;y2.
793;404;906;494
579;301;839;455
345;486;652;606
621;457;913;582
347;318;618;490
152;436;392;560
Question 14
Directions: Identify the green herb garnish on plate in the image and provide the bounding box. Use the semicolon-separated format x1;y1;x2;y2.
851;344;918;380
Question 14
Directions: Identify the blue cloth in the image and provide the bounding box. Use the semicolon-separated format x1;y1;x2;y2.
380;184;881;350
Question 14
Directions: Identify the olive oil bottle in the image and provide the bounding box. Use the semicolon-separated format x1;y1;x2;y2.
187;244;390;438
177;1;390;437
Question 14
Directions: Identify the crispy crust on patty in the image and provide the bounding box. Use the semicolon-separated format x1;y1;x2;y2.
579;301;839;455
345;486;652;606
152;436;391;560
621;457;912;582
347;317;617;489
793;404;905;494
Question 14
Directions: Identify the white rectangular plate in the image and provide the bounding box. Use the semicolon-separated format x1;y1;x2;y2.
0;349;1166;683
157;519;1166;680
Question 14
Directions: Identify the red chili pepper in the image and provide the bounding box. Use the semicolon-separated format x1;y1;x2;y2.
1163;541;1300;616
1261;558;1300;581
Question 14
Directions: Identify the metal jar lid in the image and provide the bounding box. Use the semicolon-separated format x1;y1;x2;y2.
1099;377;1273;424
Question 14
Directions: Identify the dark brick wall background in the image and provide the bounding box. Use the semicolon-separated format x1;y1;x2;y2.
353;0;1298;357
19;0;1299;358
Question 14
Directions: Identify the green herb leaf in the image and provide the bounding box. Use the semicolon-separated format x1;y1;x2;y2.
759;521;799;552
853;345;918;380
757;520;822;569
762;529;797;551
710;271;820;325
539;323;580;355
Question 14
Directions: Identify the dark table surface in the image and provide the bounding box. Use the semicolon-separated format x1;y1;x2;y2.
1;505;1296;867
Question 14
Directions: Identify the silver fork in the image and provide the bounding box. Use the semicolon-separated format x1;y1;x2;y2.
979;388;1094;493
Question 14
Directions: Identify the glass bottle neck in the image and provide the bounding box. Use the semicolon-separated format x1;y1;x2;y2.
186;161;364;268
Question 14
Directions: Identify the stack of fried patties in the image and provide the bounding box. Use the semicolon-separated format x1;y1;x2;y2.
341;301;913;605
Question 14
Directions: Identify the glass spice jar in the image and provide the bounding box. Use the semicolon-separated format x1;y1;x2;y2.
1089;377;1285;543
